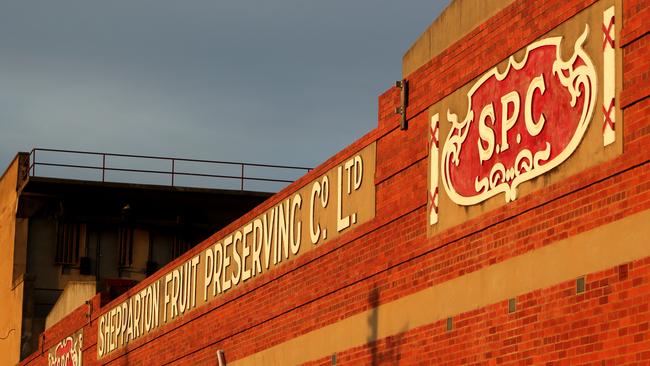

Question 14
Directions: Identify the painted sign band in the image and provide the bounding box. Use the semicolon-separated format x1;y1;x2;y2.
97;144;376;358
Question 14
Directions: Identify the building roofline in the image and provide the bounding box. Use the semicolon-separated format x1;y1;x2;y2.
23;175;275;198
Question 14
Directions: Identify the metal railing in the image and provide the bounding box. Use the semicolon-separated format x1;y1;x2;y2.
28;148;311;191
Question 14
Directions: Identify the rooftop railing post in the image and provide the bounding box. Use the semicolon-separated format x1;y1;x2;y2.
241;164;245;191
171;159;175;187
32;149;36;176
102;154;106;182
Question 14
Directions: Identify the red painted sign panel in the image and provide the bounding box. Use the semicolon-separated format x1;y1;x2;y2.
440;26;597;205
48;331;83;366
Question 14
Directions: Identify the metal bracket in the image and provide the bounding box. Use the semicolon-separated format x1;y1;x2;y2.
217;350;227;365
86;299;93;325
395;79;408;130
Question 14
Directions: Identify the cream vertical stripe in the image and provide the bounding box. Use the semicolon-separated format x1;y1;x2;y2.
603;5;616;146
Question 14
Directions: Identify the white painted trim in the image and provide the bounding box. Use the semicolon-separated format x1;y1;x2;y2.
429;114;439;225
603;6;616;146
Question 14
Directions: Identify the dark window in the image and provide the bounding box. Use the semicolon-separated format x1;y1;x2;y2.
55;222;86;265
172;234;191;258
118;226;134;267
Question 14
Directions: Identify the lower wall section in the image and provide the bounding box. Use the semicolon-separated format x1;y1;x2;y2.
304;255;650;365
233;209;650;365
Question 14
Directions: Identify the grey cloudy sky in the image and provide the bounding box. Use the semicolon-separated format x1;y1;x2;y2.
0;1;447;177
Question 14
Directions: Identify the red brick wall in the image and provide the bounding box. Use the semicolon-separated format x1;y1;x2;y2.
304;257;650;365
20;0;649;364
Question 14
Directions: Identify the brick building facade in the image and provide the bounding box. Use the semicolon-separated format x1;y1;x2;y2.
18;0;650;364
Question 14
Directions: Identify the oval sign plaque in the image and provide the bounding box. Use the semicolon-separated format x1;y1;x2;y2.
440;25;597;205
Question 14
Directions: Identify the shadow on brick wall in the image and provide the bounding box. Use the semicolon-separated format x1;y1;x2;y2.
367;286;407;365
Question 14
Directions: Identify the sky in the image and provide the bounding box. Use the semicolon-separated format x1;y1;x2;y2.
0;1;447;188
